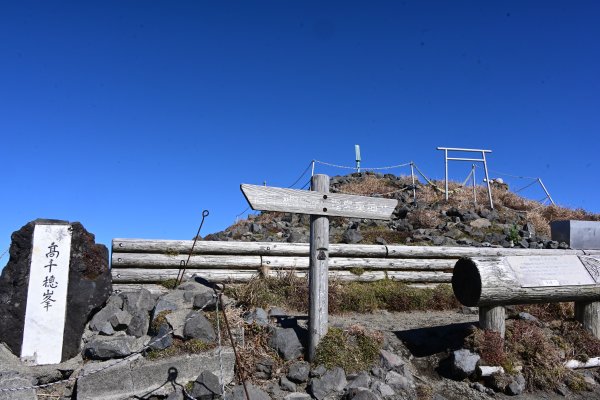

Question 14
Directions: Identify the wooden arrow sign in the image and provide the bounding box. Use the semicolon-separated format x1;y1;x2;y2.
240;184;397;220
241;175;398;362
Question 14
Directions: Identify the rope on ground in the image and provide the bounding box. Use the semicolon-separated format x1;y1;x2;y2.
0;295;220;394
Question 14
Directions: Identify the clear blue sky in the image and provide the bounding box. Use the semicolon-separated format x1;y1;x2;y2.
1;1;599;255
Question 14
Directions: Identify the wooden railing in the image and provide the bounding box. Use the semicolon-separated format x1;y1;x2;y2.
110;239;600;294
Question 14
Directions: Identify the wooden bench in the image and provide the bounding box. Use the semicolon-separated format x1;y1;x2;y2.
452;254;600;338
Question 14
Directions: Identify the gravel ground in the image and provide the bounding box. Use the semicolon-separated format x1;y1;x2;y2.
326;309;600;399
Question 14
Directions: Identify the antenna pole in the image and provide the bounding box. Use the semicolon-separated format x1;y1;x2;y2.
355;145;361;173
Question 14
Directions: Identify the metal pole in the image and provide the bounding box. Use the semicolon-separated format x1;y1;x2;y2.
410;162;417;205
472;164;477;205
311;160;315;177
444;149;449;201
482;152;494;209
538;178;555;205
355;145;361;173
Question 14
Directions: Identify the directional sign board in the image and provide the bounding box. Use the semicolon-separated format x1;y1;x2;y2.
240;184;397;219
241;177;398;361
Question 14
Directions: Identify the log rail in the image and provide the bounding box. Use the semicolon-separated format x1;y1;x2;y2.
111;239;600;292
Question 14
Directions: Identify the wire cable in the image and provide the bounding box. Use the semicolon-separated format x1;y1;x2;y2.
287;161;314;188
513;180;539;194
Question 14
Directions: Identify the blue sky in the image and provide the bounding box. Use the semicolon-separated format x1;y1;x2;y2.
1;1;599;255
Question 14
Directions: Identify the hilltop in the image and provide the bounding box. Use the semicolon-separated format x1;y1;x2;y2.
206;171;600;248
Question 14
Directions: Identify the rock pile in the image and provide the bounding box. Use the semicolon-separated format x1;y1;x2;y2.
0;275;423;400
206;173;568;250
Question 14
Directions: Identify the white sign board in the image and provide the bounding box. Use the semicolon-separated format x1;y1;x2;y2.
241;184;397;219
21;224;72;365
507;255;595;287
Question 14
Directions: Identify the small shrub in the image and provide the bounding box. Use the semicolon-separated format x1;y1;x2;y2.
160;279;178;289
506;320;566;390
555;321;600;362
515;303;574;322
465;328;507;367
314;326;383;373
150;310;172;334
408;209;440;229
507;224;520;244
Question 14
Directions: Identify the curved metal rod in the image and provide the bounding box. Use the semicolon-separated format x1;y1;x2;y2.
175;210;209;287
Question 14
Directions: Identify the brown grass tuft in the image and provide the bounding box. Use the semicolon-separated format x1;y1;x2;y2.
408;209;440;229
337;175;399;196
507;320;567;390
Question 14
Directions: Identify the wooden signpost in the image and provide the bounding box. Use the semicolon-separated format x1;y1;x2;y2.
241;174;397;360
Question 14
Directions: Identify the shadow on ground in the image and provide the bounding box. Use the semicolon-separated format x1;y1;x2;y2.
394;322;475;358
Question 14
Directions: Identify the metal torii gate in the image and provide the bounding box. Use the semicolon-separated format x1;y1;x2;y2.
241;174;398;361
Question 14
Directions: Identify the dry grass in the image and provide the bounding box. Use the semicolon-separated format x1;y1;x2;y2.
360;226;411;244
408;209;441;229
228;276;459;313
466;328;507;368
555;321;600;362
507;320;568;390
313;325;384;373
336;175;399;196
515;303;574;322
468;316;600;392
226;272;309;311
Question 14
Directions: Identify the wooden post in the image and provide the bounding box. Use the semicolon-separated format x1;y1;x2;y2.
575;301;600;339
479;305;506;338
308;174;330;361
239;179;397;361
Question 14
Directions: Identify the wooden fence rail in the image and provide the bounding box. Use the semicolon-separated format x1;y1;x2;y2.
111;238;600;293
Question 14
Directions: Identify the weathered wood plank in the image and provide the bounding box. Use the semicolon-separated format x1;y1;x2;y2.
111;268;261;283
452;256;600;307
262;256;455;270
111;268;452;283
240;184;398;219
386;245;584;258
112;253;456;271
112;239;310;255
112;283;170;296
112;253;262;268
113;239;584;258
330;270;452;282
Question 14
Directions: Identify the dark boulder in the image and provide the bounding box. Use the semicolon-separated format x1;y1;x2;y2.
0;220;110;362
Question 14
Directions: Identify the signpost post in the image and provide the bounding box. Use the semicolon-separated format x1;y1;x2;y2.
241;174;397;360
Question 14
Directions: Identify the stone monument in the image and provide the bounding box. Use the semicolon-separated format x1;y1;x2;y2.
0;219;111;364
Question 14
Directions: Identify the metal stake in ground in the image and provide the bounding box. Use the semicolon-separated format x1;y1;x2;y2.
241;174;397;361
